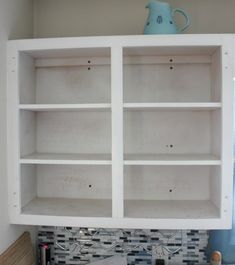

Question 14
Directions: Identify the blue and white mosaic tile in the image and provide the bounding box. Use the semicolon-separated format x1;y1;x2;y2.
38;227;209;265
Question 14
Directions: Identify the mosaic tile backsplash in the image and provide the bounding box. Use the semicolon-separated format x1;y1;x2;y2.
38;227;209;265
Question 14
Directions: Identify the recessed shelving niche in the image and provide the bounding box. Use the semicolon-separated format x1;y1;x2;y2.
124;165;220;219
21;164;112;217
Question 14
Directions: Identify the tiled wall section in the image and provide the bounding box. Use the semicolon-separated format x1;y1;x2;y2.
38;227;209;265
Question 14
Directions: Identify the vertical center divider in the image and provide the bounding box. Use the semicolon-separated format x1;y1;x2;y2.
111;46;124;218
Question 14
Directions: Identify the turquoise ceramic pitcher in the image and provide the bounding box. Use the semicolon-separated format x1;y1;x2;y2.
144;0;190;34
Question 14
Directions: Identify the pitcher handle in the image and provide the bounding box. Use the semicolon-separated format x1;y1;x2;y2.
172;8;190;32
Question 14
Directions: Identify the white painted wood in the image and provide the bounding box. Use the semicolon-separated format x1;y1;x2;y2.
124;102;221;110
7;34;233;229
210;166;222;210
20;104;111;111
124;110;212;155
219;36;234;226
123;45;219;56
20;110;36;156
124;55;211;65
211;110;222;158
124;200;219;219
22;198;112;217
35;65;111;104
123;63;212;103
24;47;111;58
7;35;227;53
10;214;228;229
36;165;112;199
124;154;221;165
6;36;221;62
124;165;211;200
7;45;21;220
211;47;222;102
35;111;111;154
19;52;35;104
35;55;211;68
20;165;37;207
20;153;111;165
35;57;110;67
111;46;124;218
20;103;221;111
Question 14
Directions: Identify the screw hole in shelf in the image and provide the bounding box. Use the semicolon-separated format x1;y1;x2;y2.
89;184;92;188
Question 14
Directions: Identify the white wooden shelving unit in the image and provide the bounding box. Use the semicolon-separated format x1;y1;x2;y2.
7;35;233;229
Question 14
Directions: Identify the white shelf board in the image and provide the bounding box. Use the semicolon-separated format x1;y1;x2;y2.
15;212;224;229
20;104;111;111
20;153;112;165
22;197;112;217
19;103;221;111
124;154;221;165
124;102;221;110
125;200;220;219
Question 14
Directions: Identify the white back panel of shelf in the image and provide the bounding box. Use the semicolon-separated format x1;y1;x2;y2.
35;111;111;154
124;63;211;103
124;165;212;200
36;164;112;199
124;110;213;155
36;65;111;104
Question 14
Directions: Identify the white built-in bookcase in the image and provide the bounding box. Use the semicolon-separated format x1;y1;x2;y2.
7;35;233;229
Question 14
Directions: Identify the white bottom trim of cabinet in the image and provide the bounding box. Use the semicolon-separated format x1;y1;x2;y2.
12;214;226;230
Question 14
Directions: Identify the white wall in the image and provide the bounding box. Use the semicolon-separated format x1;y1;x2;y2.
34;0;235;38
0;0;35;254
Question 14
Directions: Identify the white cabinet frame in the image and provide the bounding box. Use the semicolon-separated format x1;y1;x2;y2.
7;34;233;229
